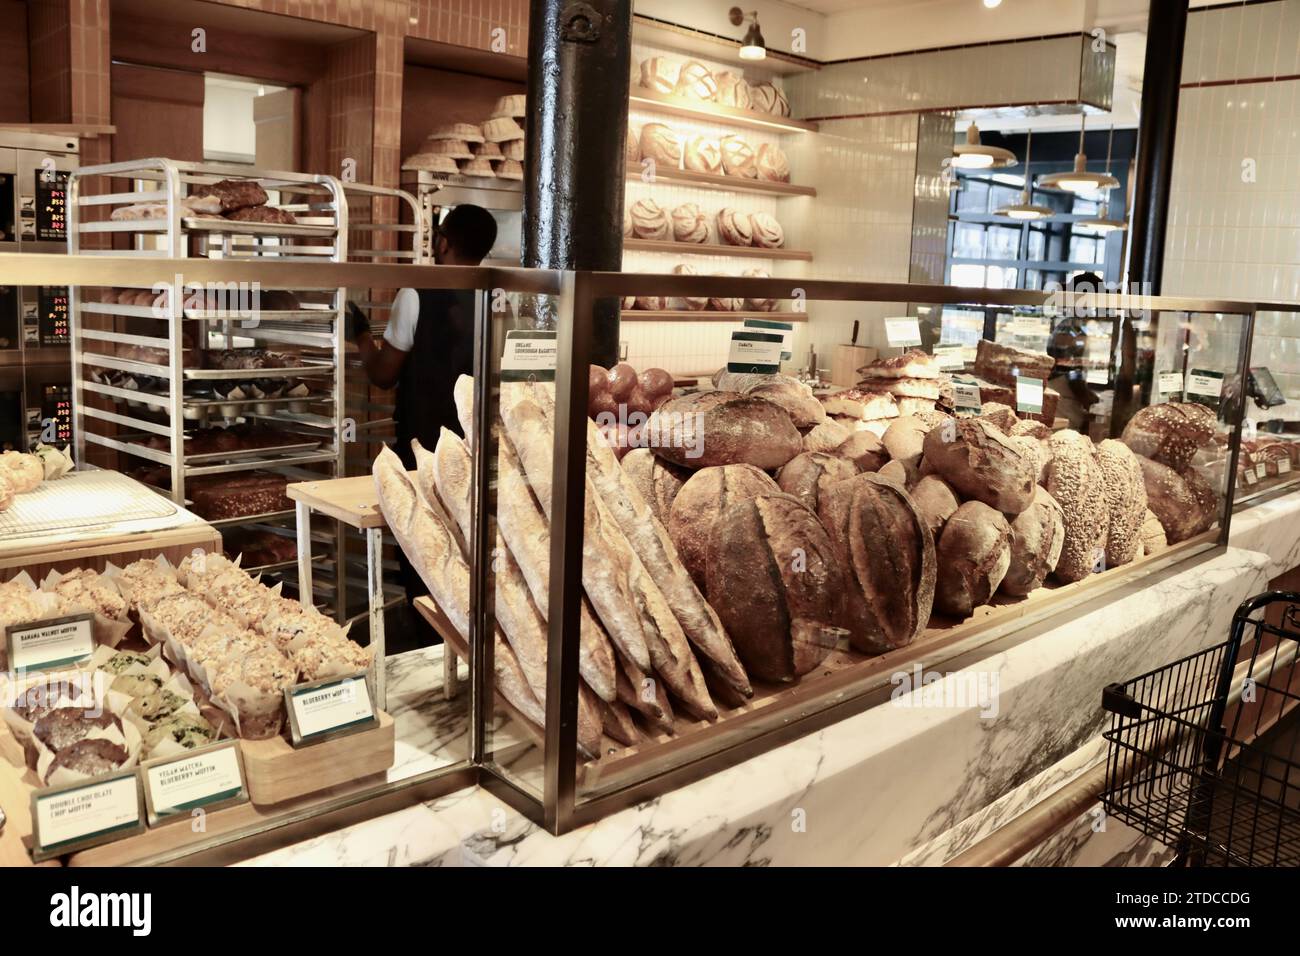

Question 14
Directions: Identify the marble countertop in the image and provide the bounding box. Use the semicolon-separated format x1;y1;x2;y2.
243;518;1288;866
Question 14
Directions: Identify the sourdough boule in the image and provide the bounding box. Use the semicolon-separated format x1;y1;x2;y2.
777;451;859;513
836;431;888;471
1138;456;1216;543
1001;486;1065;596
668;464;779;593
910;474;959;541
921;417;1036;514
935;501;1011;618
881;415;930;467
647;391;802;470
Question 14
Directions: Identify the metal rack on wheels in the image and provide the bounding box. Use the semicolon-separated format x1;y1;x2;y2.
66;158;349;616
1102;591;1300;866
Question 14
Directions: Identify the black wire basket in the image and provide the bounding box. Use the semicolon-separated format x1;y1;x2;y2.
1101;591;1300;866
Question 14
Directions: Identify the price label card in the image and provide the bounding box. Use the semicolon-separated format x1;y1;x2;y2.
933;345;966;371
884;317;922;348
286;672;377;747
141;740;247;825
6;613;94;673
1244;468;1258;486
1256;462;1268;479
1015;376;1045;415
1158;371;1184;395
743;318;794;362
500;330;557;382
1186;369;1225;399
1086;367;1109;385
31;770;144;861
1009;316;1050;337
727;330;784;373
953;380;982;415
1280;459;1292;475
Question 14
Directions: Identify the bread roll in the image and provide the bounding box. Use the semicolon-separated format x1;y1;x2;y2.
716;207;753;246
667;262;708;311
629;198;671;240
1138;456;1216;543
819;473;935;654
638;57;679;93
777;451;859;513
669;463;779;593
683;135;722;174
714;71;752;109
910;474;959;541
743;377;826;428
922;418;1037;515
1121;402;1217;472
749;212;785;249
1097;439;1148;568
671;202;709;244
756;143;791;183
1043;430;1108;582
802;419;851;454
705;494;846;682
935;501;1011;618
1001;486;1065;596
1139;508;1168;556
720;134;757;179
741;267;776;311
622;448;688;524
836;430;888;472
639;122;682;168
674;60;718;100
882;415;932;467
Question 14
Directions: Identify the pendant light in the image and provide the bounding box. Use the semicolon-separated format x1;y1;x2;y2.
1079;126;1128;232
995;129;1052;221
951;122;1016;170
1038;113;1120;194
730;8;767;61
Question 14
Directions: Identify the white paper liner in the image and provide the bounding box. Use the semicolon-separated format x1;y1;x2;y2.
40;569;133;649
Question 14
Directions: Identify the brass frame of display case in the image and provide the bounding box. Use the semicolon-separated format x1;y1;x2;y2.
0;252;1267;856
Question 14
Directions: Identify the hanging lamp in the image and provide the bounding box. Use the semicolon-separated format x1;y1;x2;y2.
951;122;1016;170
1078;126;1128;232
995;129;1052;220
1038;113;1120;193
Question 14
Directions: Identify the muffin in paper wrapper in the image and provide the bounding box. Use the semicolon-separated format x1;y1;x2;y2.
2;669;110;766
35;700;143;786
41;569;133;649
0;571;66;670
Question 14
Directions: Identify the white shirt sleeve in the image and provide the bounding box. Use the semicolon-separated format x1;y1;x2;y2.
383;288;419;352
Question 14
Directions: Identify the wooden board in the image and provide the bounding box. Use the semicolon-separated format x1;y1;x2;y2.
241;712;395;805
624;162;816;198
624;238;813;262
0;730;58;868
287;473;402;530
629;88;818;134
418;532;1218;793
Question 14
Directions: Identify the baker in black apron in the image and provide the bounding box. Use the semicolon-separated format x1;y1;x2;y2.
347;204;498;620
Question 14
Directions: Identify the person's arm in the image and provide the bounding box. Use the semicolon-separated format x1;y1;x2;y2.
349;289;415;389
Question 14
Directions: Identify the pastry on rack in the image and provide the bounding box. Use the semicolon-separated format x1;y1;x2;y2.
225;205;297;226
191;179;270;213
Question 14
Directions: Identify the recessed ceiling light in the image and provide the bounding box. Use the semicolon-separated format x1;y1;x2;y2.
983;0;1002;8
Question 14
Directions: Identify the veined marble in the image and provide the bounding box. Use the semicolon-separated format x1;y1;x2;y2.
246;545;1272;867
1230;486;1300;579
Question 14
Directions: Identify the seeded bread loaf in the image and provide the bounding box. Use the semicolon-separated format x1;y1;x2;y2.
1042;430;1108;582
1096;439;1148;567
1121;402;1217;472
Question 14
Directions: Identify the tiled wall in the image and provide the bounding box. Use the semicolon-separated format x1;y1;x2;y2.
1164;0;1300;396
28;0;70;123
407;0;530;57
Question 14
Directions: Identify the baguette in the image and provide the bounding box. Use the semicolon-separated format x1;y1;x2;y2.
585;419;751;698
411;437;468;558
599;697;640;746
426;428;473;542
615;648;675;735
453;374;475;444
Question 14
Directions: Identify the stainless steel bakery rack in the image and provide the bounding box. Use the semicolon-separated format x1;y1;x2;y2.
66;158;349;616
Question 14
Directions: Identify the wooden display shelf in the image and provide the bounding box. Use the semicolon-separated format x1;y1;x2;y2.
624;162;816;198
0;520;221;579
286;473;393;530
242;712;395;805
624;238;812;261
418;530;1219;795
621;309;808;323
629;88;818;134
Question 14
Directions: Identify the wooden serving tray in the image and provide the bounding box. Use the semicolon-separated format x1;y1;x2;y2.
241;711;395;805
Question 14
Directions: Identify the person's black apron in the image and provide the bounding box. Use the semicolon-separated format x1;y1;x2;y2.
391;288;475;614
392;288;475;469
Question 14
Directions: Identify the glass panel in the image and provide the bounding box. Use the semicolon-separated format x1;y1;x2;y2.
989;184;1020;211
950;264;986;287
986;265;1018;289
952;222;985;259
985;226;1020;260
1069;236;1098;264
1027;227;1047;260
955;178;990;213
1239;310;1300;499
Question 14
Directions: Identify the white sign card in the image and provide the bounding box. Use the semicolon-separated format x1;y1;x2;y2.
141;740;247;825
286;672;377;746
932;345;966;371
1015;376;1045;415
952;380;982;415
1186;369;1225;400
884;317;922;348
1009;316;1050;337
743;318;794;362
1158;371;1185;395
500;330;557;382
1256;462;1268;480
6;613;94;673
31;770;145;861
727;330;784;374
1280;459;1292;475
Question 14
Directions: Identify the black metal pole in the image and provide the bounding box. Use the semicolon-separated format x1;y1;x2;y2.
523;0;632;368
1113;0;1187;435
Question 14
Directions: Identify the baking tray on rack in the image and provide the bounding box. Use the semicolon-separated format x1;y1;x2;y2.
182;358;335;380
185;309;337;322
0;472;178;540
182;217;337;238
183;439;323;464
182;393;332;411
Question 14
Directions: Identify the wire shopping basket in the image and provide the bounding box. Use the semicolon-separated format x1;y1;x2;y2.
1101;591;1300;866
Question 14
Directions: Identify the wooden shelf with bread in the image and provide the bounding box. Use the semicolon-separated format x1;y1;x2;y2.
620;309;808;323
624;162;816;198
623;238;812;261
629;87;818;135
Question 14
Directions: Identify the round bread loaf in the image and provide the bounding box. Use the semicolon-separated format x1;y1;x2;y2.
708;272;743;312
625;127;640;163
1137;456;1216;543
623;448;689;525
749;212;785;249
1120;402;1217;472
716;207;753;246
935;501;1011;618
802;419;851;454
910;474;959;541
741;267;776;311
882;415;930;467
777;451;859;513
1139;508;1167;556
666;263;707;311
756;143;791;182
1043;429;1108;582
0;452;43;493
683;135;722;174
836;430;888;472
978;402;1018;433
629;198;671;240
674;60;718;100
877;458;918;490
714;71;752;109
720;134;757;179
639;123;682;168
0;473;14;511
818;473;935;654
669;463;779;592
1001;486;1065;596
1096;439;1148;568
922;418;1037;514
634;295;666;311
671;202;709;244
744;377;826;428
704;494;846;683
647;390;803;472
750;81;781;114
638;56;679;93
